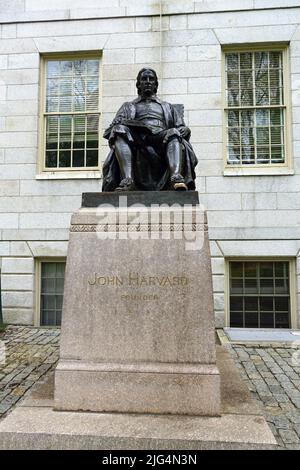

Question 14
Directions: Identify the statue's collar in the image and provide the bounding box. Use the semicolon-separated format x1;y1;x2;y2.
133;95;162;104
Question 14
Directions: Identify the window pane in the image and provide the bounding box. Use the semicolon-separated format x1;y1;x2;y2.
275;313;289;328
60;61;72;76
59;94;72;112
42;263;56;277
240;52;252;69
228;88;239;107
86;150;98;167
46;151;57;168
270;127;282;145
59;116;72;150
244;262;257;277
260;278;274;294
86;114;99;148
47;61;60;77
256;86;269;106
271;146;284;163
256;127;269;145
87;60;99;75
86;76;99;111
47;78;59;96
245;312;259;328
269;52;281;68
228;146;241;164
60;77;72;96
73;150;85;167
230;312;244;327
42;295;55;310
230;297;243;311
228;128;240;146
260;312;274;328
230;278;243;294
226;53;238;71
59;150;71;167
244;278;258;294
41;278;55;293
241;127;254;147
256;109;269;126
74;60;86;75
46;116;58;150
275;297;289;312
73;115;85;149
260;263;274;277
241;146;255;164
260;297;273;311
244;297;258;311
231;262;243;277
55;277;65;294
241;110;254;127
257;146;270;164
240;87;253;106
228;110;240;127
255;52;268;70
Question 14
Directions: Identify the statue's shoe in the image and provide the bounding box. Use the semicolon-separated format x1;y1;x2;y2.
115;177;136;192
174;182;187;191
171;174;187;191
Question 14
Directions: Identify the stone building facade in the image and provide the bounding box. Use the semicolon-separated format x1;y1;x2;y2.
0;0;299;329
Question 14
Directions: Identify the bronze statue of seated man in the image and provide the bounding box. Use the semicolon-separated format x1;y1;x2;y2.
102;68;198;192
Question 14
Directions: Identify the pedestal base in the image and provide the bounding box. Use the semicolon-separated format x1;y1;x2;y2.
54;362;220;416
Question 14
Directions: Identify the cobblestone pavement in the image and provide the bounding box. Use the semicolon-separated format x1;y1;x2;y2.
229;344;300;450
0;326;300;449
0;326;59;419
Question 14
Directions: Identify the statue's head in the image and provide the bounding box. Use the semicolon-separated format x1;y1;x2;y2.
136;68;158;96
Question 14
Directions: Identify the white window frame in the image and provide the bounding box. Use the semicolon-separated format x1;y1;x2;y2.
34;258;66;327
222;44;293;176
37;52;102;179
225;258;297;329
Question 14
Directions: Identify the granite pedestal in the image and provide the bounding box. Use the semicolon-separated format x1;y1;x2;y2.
54;192;221;416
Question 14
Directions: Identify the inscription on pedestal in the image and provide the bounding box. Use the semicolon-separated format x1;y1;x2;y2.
87;272;190;303
87;272;190;287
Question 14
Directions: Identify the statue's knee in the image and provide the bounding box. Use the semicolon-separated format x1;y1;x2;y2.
164;128;181;145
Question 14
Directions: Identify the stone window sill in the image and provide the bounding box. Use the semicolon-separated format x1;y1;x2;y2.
223;167;294;177
36;171;102;180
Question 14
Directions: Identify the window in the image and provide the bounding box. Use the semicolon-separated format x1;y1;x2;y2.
41;55;100;171
40;261;66;326
229;261;291;328
224;47;290;169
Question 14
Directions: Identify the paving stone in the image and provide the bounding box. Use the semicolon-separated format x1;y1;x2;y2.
287;412;300;424
278;429;299;444
0;326;60;421
230;343;300;449
294;424;300;437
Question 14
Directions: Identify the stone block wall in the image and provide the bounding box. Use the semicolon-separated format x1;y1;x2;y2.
0;0;299;327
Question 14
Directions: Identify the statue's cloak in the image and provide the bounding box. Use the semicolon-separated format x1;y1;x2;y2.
102;97;198;192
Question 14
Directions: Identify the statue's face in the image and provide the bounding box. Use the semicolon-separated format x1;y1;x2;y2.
139;70;157;96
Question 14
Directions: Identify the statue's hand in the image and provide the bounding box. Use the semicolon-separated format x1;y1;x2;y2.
112;116;125;126
179;126;191;140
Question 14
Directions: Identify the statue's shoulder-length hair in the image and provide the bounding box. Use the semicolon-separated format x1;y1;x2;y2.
136;68;158;95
